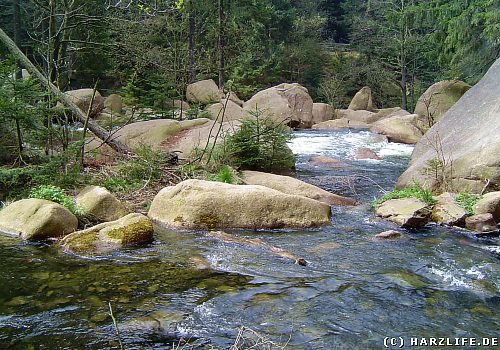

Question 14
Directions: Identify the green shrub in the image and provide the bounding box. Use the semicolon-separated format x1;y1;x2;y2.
207;165;237;184
454;193;481;215
373;185;436;207
29;185;81;215
221;109;295;172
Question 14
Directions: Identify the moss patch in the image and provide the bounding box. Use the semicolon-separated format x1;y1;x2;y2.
196;213;221;229
106;219;154;245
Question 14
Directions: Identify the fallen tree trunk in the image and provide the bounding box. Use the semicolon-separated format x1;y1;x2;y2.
0;27;131;155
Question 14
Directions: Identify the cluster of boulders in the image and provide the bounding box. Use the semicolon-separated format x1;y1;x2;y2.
374;191;500;236
0;172;358;253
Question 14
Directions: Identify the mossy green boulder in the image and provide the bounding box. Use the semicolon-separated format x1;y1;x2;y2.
61;213;154;254
76;186;128;222
148;179;331;229
0;199;78;240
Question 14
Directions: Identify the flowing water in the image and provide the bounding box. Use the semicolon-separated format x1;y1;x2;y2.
1;129;499;349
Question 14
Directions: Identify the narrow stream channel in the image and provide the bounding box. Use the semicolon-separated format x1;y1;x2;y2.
1;129;498;349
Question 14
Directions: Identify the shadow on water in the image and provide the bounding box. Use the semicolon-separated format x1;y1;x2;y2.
1;129;499;349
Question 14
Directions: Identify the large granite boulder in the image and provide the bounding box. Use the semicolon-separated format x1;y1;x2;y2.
242;170;356;206
104;94;123;114
61;213;153;254
206;99;245;122
243;83;314;128
397;59;500;193
475;191;500;222
312;103;334;124
64;88;105;115
414;80;470;127
76;186;128;222
109;118;210;150
370;114;424;144
148;179;331;229
0;199;78;240
372;107;411;120
335;109;377;124
375;198;432;228
186;79;222;104
312;118;369;130
348;86;376;111
465;213;497;234
431;192;467;226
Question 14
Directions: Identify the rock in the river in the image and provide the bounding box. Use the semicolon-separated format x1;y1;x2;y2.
348;86;376;111
242;170;356;206
63;88;105;115
475;192;500;222
431;192;467;226
148;179;331;229
375;198;432;228
370;114;424;144
335;109;377;123
465;213;497;234
372;107;411;120
206;99;245;122
61;213;153;253
312;117;369;130
414;80;470;126
0;199;78;240
76;186;128;222
186;79;222;104
374;230;402;239
312;103;334;124
308;155;347;168
243;83;314;128
397;59;500;193
355;148;381;160
104;94;123;114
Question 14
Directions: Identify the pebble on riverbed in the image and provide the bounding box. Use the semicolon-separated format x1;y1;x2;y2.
374;230;402;239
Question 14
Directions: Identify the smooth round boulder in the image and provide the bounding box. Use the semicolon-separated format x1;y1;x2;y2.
355;148;381;160
76;186;128;222
0;199;78;240
206;99;245;122
104;94;123;114
374;230;402;239
148;179;331;229
61;213;153;254
465;213;497;234
308;155;347;168
414;80;470;126
186;79;222;104
243;83;314;128
348;86;376;111
242;170;357;206
335;109;377;124
474;192;500;222
370;114;424;144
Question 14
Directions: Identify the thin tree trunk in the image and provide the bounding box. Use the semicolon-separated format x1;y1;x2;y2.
188;0;196;83
13;0;24;153
218;0;225;89
0;27;131;154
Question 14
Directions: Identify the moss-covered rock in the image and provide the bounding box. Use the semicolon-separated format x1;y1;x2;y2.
148;179;331;229
0;199;78;240
61;213;153;254
76;186;128;222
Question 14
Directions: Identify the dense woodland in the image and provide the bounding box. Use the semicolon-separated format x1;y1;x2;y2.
0;0;499;201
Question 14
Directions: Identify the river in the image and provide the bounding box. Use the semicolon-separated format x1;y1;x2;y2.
1;129;498;349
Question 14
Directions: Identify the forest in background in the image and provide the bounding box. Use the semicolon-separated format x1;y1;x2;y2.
0;0;498;201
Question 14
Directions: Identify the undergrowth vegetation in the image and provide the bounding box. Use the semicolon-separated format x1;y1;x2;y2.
29;185;81;215
454;193;481;216
373;185;436;207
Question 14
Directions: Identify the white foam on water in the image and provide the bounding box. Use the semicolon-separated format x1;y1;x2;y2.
429;266;472;288
288;130;414;160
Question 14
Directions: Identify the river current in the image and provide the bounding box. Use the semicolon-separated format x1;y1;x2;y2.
1;129;498;349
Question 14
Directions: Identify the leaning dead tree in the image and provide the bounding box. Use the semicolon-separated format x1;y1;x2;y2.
0;27;131;155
